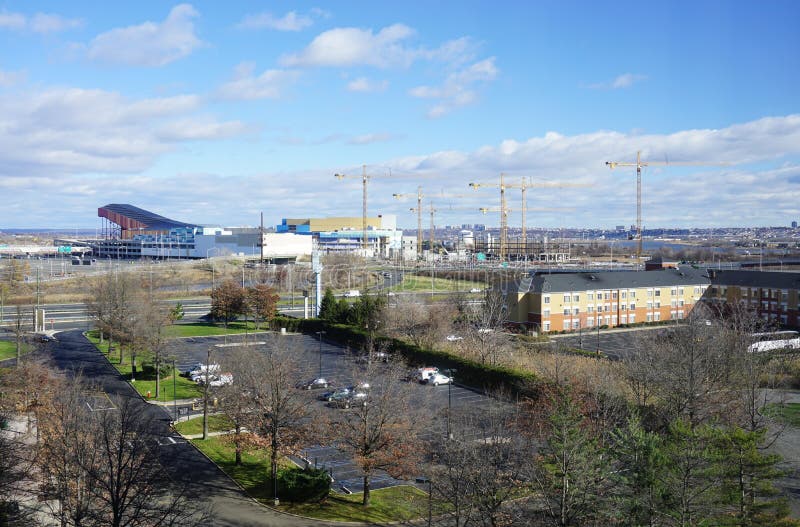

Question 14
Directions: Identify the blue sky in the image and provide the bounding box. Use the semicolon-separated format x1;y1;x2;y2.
1;0;798;229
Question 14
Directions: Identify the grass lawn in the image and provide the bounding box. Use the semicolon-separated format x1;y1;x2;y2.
390;274;483;293
764;402;800;427
175;414;234;436
279;485;429;523
85;331;203;401
192;436;428;522
0;340;30;361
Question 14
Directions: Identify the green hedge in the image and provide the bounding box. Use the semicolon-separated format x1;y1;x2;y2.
278;468;330;503
292;318;540;399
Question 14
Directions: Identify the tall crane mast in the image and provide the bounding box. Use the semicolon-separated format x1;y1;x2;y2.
393;186;424;257
606;151;727;259
470;174;584;260
408;201;437;255
335;165;426;255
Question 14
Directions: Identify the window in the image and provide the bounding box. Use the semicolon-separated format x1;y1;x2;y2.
671;300;677;307
647;314;652;322
671;311;677;320
587;292;594;300
655;289;661;297
654;312;661;321
563;294;571;302
543;295;550;304
573;294;580;302
655;301;661;309
572;320;580;329
543;321;550;331
630;303;636;310
604;292;610;300
679;300;684;307
563;320;570;330
563;308;570;315
573;307;580;315
629;314;636;323
647;289;653;297
646;301;653;309
670;288;677;296
621;291;627;299
629;291;636;298
620;315;627;323
621;304;627;311
587;305;594;313
612;291;618;299
694;286;700;294
586;317;594;327
543;309;550;318
678;287;684;295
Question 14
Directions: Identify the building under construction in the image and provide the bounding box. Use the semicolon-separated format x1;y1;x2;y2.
472;233;571;262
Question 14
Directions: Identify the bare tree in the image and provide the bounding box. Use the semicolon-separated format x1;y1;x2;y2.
38;386;212;527
429;401;527;527
241;338;311;504
331;360;423;506
459;288;512;366
386;297;454;350
217;346;265;465
85;271;138;363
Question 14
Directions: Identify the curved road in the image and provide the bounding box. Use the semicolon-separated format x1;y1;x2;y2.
48;329;365;527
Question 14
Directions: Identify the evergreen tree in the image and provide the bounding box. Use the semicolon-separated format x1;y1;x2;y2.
610;414;667;527
318;288;338;321
715;426;795;527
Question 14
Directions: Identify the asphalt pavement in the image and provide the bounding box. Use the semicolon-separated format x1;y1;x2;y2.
46;330;362;527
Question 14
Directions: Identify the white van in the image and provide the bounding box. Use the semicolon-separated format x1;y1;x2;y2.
417;367;439;383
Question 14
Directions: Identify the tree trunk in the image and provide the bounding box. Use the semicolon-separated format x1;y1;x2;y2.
155;354;160;399
271;428;279;499
363;474;371;506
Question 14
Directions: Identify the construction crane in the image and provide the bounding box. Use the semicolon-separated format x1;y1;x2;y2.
392;186;424;257
408;201;437;256
335;165;426;253
469;174;584;260
606;151;727;259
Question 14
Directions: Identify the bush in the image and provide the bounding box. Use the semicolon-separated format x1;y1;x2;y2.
278;468;330;503
140;361;173;379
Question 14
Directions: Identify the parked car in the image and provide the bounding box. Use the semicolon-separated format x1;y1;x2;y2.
446;335;463;342
296;377;330;390
208;373;233;387
417;367;439;383
355;352;389;364
427;372;452;386
189;364;220;382
318;387;351;401
469;288;482;293
38;334;57;343
326;391;356;409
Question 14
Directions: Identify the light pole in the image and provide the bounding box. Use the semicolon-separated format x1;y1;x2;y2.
206;247;219;290
444;368;456;440
316;331;326;378
172;358;177;422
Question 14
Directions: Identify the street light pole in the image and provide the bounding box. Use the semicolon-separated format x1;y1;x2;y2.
172;358;177;423
317;331;326;378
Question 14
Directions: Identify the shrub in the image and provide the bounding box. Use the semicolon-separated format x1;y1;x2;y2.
278;468;330;503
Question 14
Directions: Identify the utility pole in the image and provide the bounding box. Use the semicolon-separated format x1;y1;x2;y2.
202;348;210;440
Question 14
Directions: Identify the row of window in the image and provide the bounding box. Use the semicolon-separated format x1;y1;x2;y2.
547;286;706;305
544;300;689;318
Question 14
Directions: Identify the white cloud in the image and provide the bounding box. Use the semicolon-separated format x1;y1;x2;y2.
0;68;25;87
346;77;388;93
29;13;84;33
347;133;395;145
410;57;498;118
589;72;648;90
216;63;299;100
0;10;83;33
87;4;203;67
0;87;246;179
280;23;417;68
237;10;313;31
0;11;26;29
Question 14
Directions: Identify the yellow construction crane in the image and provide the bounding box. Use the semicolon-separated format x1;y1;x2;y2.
606;151;727;259
335;165;426;253
469;174;584;260
408;201;438;255
392;186;424;257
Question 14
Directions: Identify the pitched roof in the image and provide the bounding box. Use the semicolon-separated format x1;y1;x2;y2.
516;267;711;294
710;269;800;289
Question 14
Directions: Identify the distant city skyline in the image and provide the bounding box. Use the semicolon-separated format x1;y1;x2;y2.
0;1;798;229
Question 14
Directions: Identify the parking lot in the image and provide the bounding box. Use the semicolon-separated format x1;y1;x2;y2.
163;330;500;493
552;326;666;360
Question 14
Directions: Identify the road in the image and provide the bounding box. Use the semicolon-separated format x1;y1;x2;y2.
46;329;365;527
